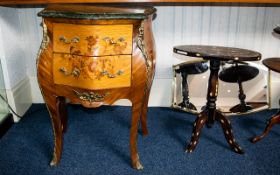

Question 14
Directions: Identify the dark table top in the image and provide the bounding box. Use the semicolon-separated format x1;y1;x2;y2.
173;45;261;61
263;57;280;73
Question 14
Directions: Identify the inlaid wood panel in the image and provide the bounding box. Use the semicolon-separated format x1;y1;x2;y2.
53;53;131;90
53;23;133;56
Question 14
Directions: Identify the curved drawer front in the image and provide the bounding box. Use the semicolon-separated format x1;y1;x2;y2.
53;23;133;56
53;53;131;90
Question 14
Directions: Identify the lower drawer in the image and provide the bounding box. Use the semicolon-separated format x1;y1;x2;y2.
53;53;131;90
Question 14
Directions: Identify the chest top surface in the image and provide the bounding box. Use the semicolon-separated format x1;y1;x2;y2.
38;4;156;20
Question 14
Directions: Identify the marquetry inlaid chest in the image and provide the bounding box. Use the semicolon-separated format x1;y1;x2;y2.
37;4;156;170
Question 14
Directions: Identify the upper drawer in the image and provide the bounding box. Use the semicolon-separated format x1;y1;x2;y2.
53;23;133;56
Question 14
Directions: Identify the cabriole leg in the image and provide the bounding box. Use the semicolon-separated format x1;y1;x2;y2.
251;111;280;143
130;97;145;170
186;111;207;153
56;96;68;133
216;111;244;154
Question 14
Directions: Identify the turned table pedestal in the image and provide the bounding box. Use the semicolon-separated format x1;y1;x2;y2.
173;45;261;154
37;5;156;170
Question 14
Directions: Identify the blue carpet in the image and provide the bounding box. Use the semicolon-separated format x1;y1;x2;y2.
0;104;280;175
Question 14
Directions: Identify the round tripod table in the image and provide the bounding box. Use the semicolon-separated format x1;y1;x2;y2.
173;45;261;154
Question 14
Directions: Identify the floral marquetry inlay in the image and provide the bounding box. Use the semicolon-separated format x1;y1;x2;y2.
86;35;99;54
58;54;125;79
53;53;132;90
53;23;133;57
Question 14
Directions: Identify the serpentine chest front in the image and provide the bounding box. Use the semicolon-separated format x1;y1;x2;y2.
37;5;156;170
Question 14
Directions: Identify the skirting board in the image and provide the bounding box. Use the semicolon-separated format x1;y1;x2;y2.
6;77;32;122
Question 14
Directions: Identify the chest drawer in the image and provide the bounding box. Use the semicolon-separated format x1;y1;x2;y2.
53;23;133;56
53;53;131;90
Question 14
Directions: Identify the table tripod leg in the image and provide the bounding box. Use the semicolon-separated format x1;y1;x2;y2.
251;111;280;143
186;111;207;153
216;111;244;154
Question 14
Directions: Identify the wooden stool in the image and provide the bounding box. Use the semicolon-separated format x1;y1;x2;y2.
219;64;259;113
175;61;208;111
251;57;280;143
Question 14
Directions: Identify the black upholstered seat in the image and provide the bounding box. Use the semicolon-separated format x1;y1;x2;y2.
219;64;259;113
219;65;259;83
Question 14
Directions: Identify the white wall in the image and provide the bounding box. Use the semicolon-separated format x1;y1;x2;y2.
1;5;280;110
0;7;26;88
0;7;32;121
154;6;280;77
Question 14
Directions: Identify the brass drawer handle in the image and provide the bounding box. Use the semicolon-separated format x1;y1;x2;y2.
103;37;125;45
72;37;80;43
59;67;80;77
101;70;124;78
59;36;80;44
